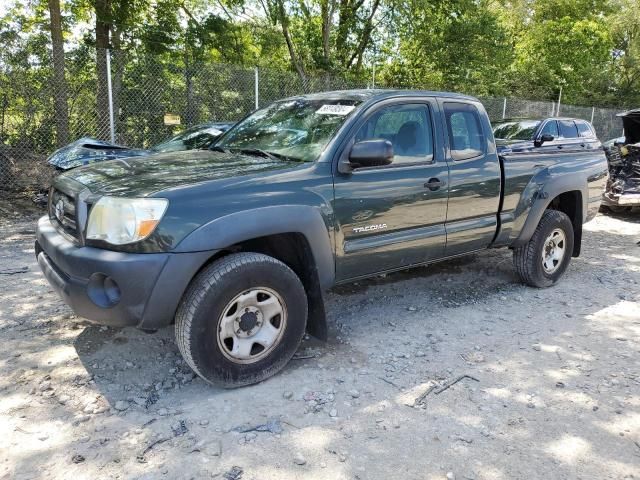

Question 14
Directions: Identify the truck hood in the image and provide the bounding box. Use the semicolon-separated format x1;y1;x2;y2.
61;150;300;197
619;109;640;144
47;137;150;170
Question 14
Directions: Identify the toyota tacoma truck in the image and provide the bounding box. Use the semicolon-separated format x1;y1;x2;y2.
36;90;608;387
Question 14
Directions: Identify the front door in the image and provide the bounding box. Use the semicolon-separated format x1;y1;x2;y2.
332;100;449;281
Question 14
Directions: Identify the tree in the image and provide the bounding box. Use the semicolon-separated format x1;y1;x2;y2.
508;0;614;104
254;0;385;83
608;0;640;106
380;0;512;95
48;0;69;146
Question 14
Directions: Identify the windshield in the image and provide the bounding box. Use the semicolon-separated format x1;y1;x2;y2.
152;124;227;152
217;99;362;162
492;120;541;140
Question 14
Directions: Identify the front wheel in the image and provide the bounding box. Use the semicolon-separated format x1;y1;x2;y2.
513;210;574;288
175;252;307;388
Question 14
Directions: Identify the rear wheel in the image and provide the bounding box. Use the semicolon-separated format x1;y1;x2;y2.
513;210;574;288
175;252;307;387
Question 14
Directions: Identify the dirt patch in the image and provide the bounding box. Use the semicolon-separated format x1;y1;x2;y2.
1;213;639;479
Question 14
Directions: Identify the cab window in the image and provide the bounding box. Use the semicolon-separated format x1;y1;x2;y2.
355;104;434;165
444;102;485;160
576;121;594;138
558;120;579;139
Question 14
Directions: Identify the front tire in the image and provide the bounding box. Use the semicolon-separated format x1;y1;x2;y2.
175;252;307;388
513;210;574;288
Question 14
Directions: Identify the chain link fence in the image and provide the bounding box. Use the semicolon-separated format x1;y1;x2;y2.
0;48;625;196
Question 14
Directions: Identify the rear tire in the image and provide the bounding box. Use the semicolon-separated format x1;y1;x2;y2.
175;252;307;388
513;210;574;288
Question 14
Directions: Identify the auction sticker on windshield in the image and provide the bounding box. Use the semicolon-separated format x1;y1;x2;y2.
316;104;356;115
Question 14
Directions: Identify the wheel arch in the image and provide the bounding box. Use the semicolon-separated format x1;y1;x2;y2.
512;176;586;257
173;206;334;340
546;190;583;257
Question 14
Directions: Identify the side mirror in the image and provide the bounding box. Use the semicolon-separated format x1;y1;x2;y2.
348;139;393;169
535;133;555;146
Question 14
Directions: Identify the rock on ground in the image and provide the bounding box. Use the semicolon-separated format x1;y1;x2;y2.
1;210;639;479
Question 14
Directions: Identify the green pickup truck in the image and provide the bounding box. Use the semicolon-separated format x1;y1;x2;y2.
36;90;608;387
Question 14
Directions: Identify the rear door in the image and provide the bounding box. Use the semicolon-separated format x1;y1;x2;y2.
441;101;502;256
332;98;449;280
557;120;584;150
575;120;600;150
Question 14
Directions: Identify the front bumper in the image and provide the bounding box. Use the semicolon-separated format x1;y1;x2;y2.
602;192;640;207
35;216;213;329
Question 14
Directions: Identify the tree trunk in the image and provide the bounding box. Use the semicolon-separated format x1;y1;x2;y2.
276;0;307;87
48;0;69;146
346;0;380;71
320;0;336;71
95;0;111;139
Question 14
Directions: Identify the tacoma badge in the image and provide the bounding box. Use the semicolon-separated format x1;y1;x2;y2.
353;223;387;233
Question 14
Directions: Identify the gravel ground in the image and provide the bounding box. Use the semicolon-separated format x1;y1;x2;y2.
1;210;639;480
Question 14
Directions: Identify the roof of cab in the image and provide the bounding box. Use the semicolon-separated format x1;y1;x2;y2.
282;89;479;103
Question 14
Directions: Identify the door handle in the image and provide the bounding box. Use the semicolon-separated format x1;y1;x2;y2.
425;178;445;191
557;145;563;149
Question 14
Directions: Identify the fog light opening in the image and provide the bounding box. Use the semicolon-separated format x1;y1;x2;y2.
87;273;121;308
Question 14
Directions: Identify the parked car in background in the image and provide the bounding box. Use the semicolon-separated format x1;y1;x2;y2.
36;90;608;387
602;109;640;211
603;136;624;149
492;117;601;154
47;122;235;171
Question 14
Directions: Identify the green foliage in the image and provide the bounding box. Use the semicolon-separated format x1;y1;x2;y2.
380;0;513;95
1;0;639;157
508;2;615;104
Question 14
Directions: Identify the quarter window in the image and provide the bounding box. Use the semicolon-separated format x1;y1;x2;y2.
558;120;579;139
355;104;434;165
444;103;485;160
576;121;594;138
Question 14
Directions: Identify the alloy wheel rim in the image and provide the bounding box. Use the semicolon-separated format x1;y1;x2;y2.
217;287;287;364
541;228;566;274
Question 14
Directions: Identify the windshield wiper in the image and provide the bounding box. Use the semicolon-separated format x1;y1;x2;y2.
234;148;291;162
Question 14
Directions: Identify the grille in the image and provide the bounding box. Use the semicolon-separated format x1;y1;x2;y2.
49;188;78;239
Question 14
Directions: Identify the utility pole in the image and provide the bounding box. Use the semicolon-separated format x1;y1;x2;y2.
372;61;376;89
556;86;563;116
254;67;259;110
106;49;115;143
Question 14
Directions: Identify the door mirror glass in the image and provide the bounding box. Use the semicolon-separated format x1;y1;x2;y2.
349;139;394;168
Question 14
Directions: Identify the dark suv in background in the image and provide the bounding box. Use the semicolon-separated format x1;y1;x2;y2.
492;117;600;153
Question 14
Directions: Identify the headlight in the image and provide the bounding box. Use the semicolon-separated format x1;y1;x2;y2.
86;197;168;245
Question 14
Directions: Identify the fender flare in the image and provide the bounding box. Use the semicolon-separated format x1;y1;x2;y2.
512;174;586;248
174;205;335;289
